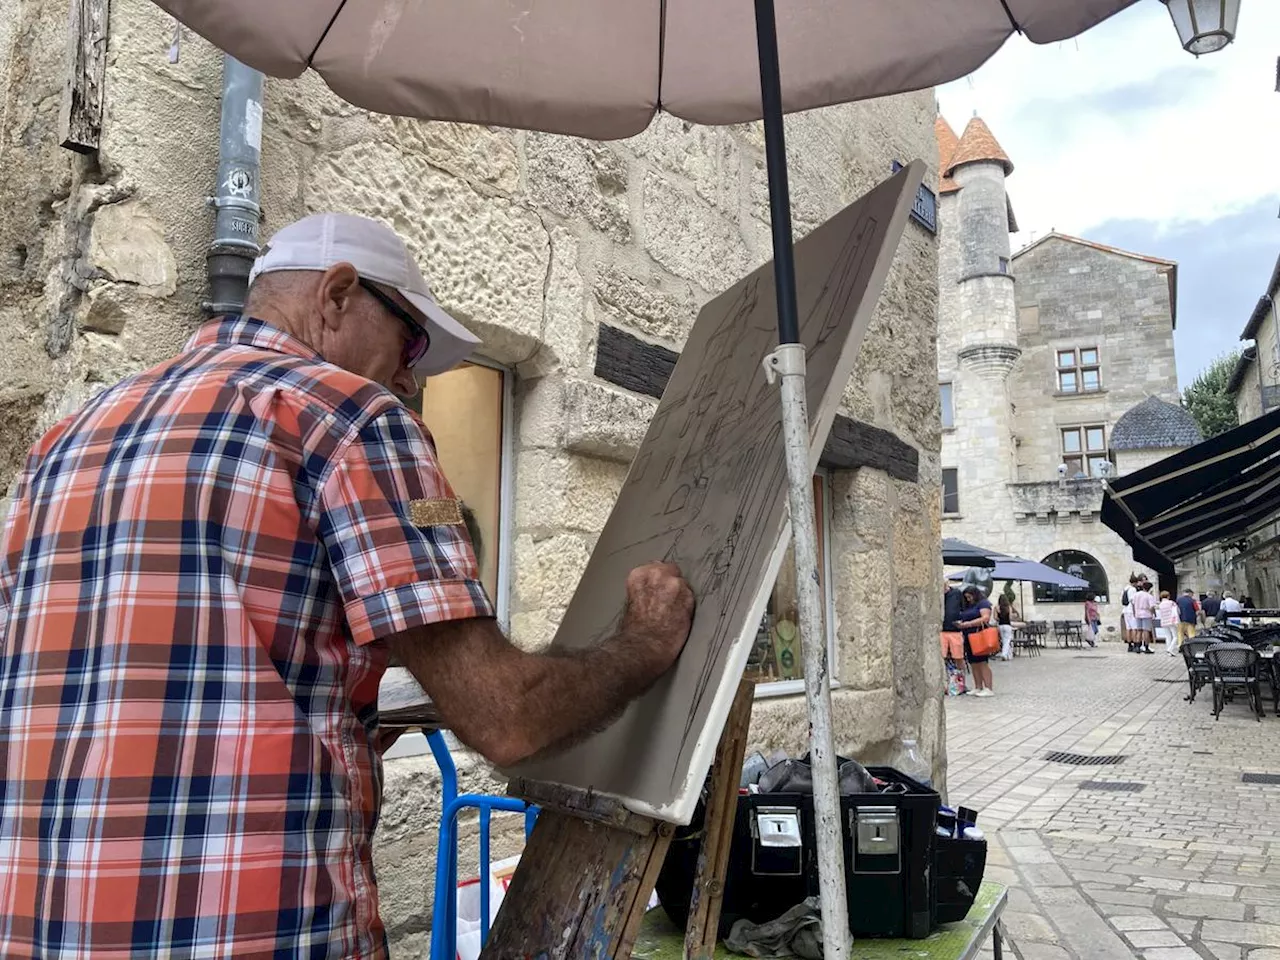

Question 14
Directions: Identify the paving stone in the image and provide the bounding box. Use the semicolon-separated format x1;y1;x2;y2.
1245;950;1280;959
1020;863;1073;887
1164;899;1247;921
1111;916;1173;932
1126;930;1186;948
1001;911;1059;943
1202;922;1280;947
1191;882;1243;898
1204;944;1244;960
1140;950;1204;960
1016;945;1071;960
1137;876;1187;891
1090;890;1158;908
1166;918;1194;936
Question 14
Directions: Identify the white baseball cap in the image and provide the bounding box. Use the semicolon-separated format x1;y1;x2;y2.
248;212;481;377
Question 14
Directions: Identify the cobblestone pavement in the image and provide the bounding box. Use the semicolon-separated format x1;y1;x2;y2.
945;641;1280;960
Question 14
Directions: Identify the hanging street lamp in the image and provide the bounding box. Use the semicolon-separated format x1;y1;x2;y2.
1161;0;1241;56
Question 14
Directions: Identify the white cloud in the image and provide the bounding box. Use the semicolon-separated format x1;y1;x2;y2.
937;1;1280;247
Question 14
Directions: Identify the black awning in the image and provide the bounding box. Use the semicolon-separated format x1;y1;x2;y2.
1101;408;1280;574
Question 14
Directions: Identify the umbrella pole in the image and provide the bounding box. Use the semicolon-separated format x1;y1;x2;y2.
753;0;852;956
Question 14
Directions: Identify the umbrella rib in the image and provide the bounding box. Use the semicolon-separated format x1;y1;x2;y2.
307;0;352;67
997;0;1023;34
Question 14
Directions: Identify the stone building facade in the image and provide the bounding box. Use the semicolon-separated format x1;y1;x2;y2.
0;0;946;952
936;115;1199;626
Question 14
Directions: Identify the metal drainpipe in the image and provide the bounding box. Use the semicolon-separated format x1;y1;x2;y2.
204;54;265;315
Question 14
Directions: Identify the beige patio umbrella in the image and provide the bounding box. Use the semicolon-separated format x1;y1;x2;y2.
155;0;1142;140
149;1;1146;955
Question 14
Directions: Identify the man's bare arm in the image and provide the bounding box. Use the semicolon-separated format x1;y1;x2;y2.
385;562;694;767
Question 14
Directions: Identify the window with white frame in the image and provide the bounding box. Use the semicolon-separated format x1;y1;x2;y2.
747;472;837;695
1060;424;1108;478
939;382;954;429
1056;347;1101;394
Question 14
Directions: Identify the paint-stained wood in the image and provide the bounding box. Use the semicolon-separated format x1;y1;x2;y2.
59;0;110;153
593;324;919;482
682;678;754;960
480;809;674;959
510;778;658;835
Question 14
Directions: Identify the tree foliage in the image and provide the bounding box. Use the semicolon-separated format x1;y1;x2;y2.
1181;351;1240;440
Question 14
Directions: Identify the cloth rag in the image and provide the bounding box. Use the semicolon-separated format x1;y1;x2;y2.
724;897;824;958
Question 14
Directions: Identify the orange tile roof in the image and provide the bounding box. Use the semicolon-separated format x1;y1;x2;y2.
946;116;1013;176
935;115;961;194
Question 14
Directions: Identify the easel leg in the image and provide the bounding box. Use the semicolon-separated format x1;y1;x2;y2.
683;678;755;960
481;807;672;959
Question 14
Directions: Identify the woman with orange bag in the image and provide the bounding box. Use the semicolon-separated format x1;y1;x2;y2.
958;585;997;697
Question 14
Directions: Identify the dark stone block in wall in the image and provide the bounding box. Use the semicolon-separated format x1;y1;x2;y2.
593;324;675;401
592;323;919;482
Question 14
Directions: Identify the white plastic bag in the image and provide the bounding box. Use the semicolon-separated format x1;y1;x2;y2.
453;854;521;960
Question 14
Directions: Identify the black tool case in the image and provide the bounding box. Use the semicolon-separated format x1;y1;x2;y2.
656;766;941;939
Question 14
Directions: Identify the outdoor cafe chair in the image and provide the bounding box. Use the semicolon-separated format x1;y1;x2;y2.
1180;638;1215;704
1204;642;1265;722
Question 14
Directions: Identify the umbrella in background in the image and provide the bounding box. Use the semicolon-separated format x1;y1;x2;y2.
942;537;1000;569
144;1;1174;953
947;558;1091;590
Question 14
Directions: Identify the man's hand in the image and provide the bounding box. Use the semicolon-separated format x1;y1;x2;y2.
384;561;696;768
616;561;695;684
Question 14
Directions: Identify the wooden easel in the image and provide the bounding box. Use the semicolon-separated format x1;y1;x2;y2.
483;679;756;959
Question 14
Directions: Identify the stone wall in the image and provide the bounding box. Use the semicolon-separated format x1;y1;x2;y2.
0;0;944;953
1010;237;1178;483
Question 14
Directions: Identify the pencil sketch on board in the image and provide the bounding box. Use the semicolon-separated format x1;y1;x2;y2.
505;161;925;824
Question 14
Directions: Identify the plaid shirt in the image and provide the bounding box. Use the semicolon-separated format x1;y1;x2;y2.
0;317;492;959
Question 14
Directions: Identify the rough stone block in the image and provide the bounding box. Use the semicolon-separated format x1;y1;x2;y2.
514;450;627;535
526;134;631;242
625;112;741;212
562;378;654;463
643;172;750;294
831;468;889;545
376;116;520;194
87;201;177;296
306;142;549;366
592;265;698;346
747;687;893;756
513;532;592;609
522;226;589;378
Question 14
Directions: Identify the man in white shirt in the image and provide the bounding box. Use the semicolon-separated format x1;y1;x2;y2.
1219;591;1244;616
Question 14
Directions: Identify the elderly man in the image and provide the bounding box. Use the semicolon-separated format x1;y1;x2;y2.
0;213;694;958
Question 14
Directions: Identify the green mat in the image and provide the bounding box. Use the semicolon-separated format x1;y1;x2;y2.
631;881;1007;959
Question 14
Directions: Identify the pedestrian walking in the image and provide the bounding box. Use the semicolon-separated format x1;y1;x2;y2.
1220;591;1244;617
1202;591;1221;627
1121;574;1140;650
1130;580;1158;654
1083;596;1100;647
958;585;996;696
996;593;1017;661
1176;589;1199;646
1156;590;1180;656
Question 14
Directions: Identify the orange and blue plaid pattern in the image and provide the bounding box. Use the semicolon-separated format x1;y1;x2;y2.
0;317;492;958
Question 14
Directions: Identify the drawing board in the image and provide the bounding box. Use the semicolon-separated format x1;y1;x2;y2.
506;161;925;823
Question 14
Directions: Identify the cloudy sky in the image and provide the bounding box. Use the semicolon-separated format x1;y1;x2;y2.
937;1;1280;390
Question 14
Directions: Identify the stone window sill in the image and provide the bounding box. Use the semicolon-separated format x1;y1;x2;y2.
1054;389;1107;400
942;512;964;520
942;426;956;434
